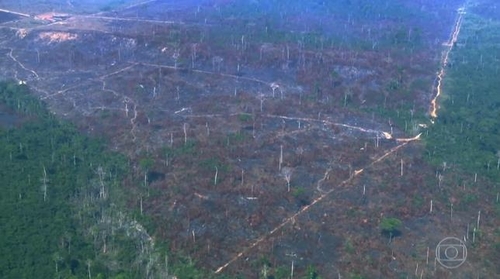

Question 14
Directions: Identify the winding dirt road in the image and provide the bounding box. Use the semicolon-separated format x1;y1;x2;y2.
430;5;467;119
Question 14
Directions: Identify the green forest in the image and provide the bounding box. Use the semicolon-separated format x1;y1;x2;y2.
0;80;131;278
424;7;500;184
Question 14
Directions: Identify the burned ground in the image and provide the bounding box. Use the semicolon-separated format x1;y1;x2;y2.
1;1;497;278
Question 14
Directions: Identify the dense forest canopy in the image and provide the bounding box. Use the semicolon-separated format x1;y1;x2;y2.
0;81;141;278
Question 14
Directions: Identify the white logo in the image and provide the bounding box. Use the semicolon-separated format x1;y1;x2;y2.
436;237;467;269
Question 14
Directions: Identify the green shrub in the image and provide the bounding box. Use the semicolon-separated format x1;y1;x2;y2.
380;217;402;237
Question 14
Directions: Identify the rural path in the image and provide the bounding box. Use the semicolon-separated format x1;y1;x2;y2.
430;5;467;119
0;8;30;18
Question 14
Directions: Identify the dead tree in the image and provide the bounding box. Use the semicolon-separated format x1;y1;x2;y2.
279;145;283;171
40;166;49;202
214;166;218;186
259;93;265;112
183;123;188;145
53;252;62;274
212;56;224;72
86;259;92;279
270;82;281;98
172;50;180;68
191;44;198;68
97;166;107;200
496;151;500;170
281;167;293;192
